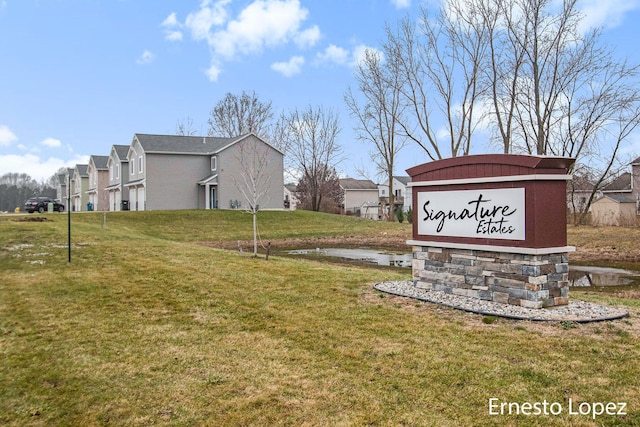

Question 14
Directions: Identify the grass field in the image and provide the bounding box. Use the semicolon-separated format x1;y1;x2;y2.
1;210;639;426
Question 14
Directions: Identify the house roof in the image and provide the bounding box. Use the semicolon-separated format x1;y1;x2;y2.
602;172;632;192
394;176;410;185
134;133;241;155
595;194;636;204
75;164;88;177
112;144;130;161
90;155;109;169
285;183;298;192
339;178;378;190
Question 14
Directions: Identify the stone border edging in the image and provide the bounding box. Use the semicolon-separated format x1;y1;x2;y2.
374;281;630;323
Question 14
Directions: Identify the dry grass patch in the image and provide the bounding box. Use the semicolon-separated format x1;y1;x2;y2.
1;213;640;425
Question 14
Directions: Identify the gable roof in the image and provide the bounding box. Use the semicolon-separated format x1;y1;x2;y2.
394;176;410;185
339;178;378;190
89;155;109;170
74;164;89;177
132;133;285;157
112;144;130;161
602;172;631;193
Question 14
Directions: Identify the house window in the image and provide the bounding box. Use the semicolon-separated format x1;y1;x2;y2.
381;189;386;195
138;155;143;173
211;156;217;171
130;158;135;175
116;164;120;179
110;164;114;181
395;189;402;197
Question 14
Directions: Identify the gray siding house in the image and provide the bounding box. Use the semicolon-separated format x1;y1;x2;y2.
106;145;130;211
125;133;284;211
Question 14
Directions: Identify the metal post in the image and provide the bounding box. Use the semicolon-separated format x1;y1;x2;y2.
67;174;71;263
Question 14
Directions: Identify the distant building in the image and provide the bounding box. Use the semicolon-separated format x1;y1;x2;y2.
339;178;379;217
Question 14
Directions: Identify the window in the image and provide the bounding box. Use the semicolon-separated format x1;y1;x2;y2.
110;164;114;181
130;157;135;175
211;156;217;171
115;164;120;179
138;155;143;173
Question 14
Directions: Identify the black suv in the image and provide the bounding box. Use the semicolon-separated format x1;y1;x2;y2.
24;197;65;213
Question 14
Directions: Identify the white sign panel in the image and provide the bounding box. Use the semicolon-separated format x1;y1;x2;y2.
417;188;525;240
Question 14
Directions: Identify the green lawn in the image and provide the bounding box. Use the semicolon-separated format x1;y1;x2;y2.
0;211;638;426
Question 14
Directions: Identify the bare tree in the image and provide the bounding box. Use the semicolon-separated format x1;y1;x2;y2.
175;115;198;136
380;0;640;222
345;47;407;221
208;91;273;139
383;2;489;160
232;137;275;257
279;105;342;211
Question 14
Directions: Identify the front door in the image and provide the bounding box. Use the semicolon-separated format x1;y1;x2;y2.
210;187;217;209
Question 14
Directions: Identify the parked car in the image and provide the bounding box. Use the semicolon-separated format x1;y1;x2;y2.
24;197;65;213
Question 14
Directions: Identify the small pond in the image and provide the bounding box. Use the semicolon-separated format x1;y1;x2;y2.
285;248;640;290
286;248;413;268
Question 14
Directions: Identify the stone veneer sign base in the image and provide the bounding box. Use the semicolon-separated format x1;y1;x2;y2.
374;281;629;323
411;245;569;309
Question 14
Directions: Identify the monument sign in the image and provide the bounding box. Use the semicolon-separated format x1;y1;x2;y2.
407;154;575;308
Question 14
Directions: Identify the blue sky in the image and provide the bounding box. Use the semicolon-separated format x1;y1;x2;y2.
1;0;640;183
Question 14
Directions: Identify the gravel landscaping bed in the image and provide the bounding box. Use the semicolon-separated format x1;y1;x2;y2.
374;280;630;323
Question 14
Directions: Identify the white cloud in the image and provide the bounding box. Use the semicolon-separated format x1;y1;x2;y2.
271;56;304;77
0;125;18;147
136;50;156;65
390;0;411;9
206;63;222;82
313;44;382;69
295;25;321;48
578;0;640;31
316;44;350;66
351;44;381;67
162;12;179;27
165;30;183;41
162;12;184;41
41;137;62;148
182;0;319;80
185;0;231;41
0;153;89;182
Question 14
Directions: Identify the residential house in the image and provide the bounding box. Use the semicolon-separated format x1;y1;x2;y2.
87;155;110;211
56;168;74;204
339;178;379;217
378;176;413;216
106;145;130;211
284;184;298;210
71;164;89;211
588;156;640;224
567;172;600;214
125;133;284;211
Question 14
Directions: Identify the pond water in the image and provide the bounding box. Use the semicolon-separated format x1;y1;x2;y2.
285;248;640;289
568;266;639;287
286;248;413;267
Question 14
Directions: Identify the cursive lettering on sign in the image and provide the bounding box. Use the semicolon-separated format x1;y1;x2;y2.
417;189;525;240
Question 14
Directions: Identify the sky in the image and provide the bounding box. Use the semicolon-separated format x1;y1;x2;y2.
1;0;640;183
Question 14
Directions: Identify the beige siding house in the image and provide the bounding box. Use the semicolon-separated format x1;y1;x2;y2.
71;164;89;211
125;133;284;211
87;155;110;211
339;178;379;216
